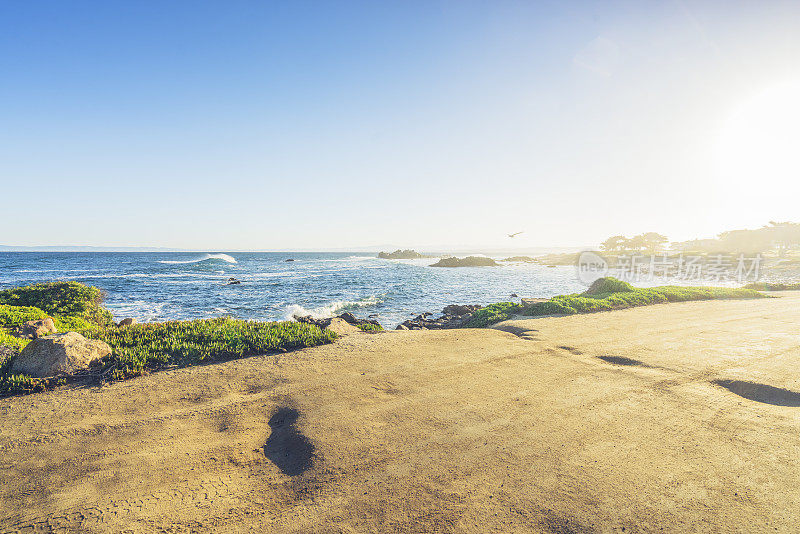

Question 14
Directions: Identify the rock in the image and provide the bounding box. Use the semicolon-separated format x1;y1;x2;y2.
397;303;484;330
13;318;57;339
293;315;332;329
378;249;431;260
325;318;361;336
338;312;358;325
429;256;499;268
442;304;482;316
295;313;381;332
117;318;137;327
12;332;111;378
395;324;409;330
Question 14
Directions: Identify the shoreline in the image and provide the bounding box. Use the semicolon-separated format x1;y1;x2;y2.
2;295;800;531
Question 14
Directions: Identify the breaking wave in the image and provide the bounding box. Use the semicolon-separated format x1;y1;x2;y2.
159;253;237;265
285;295;385;320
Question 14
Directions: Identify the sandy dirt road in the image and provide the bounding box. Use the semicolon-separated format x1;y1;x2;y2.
1;294;799;532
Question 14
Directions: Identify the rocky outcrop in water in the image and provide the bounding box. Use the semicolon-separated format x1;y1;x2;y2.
430;256;498;267
378;249;431;259
501;256;536;263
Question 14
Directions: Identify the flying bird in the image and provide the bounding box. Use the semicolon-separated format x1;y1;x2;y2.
507;231;524;238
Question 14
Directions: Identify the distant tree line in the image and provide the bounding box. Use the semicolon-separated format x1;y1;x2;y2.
600;232;669;254
601;222;800;256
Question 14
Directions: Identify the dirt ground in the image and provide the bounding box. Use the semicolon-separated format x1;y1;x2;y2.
2;294;799;533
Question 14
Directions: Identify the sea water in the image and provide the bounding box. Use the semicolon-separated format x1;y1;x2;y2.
0;252;585;327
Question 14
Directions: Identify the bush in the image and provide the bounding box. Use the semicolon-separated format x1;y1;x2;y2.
583;277;635;296
464;302;520;327
0;282;114;327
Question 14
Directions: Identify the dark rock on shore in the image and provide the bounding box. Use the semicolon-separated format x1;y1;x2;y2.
378;249;431;260
294;312;381;330
430;256;498;268
442;304;482;316
396;304;483;330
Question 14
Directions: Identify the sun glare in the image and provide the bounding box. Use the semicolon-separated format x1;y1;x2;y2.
715;81;800;198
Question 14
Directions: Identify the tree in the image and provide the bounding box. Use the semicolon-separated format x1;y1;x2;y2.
638;232;668;254
718;228;772;254
764;221;800;257
627;234;646;252
600;235;628;252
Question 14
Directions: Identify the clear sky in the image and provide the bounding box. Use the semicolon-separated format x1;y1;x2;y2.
2;1;799;250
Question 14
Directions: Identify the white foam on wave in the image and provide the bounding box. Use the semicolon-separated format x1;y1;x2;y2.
106;301;169;322
72;272;225;280
158;253;237;265
315;256;380;263
285;295;384;321
14;269;95;273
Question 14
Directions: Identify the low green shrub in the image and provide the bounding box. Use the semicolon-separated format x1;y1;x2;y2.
743;282;800;291
0;281;339;398
0;282;113;327
0;330;30;350
80;318;337;380
474;278;765;325
52;315;95;332
655;285;763;302
0;305;48;328
0;344;60;396
523;300;578;316
584;277;634;295
464;302;520;328
357;323;384;332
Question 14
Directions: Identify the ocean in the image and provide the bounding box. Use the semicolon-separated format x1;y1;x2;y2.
0;252;585;327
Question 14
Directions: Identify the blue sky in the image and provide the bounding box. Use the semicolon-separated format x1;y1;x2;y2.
2;1;800;250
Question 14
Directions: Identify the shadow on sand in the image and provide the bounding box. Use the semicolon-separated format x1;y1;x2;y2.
263;407;315;476
597;355;653;368
713;379;800;407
